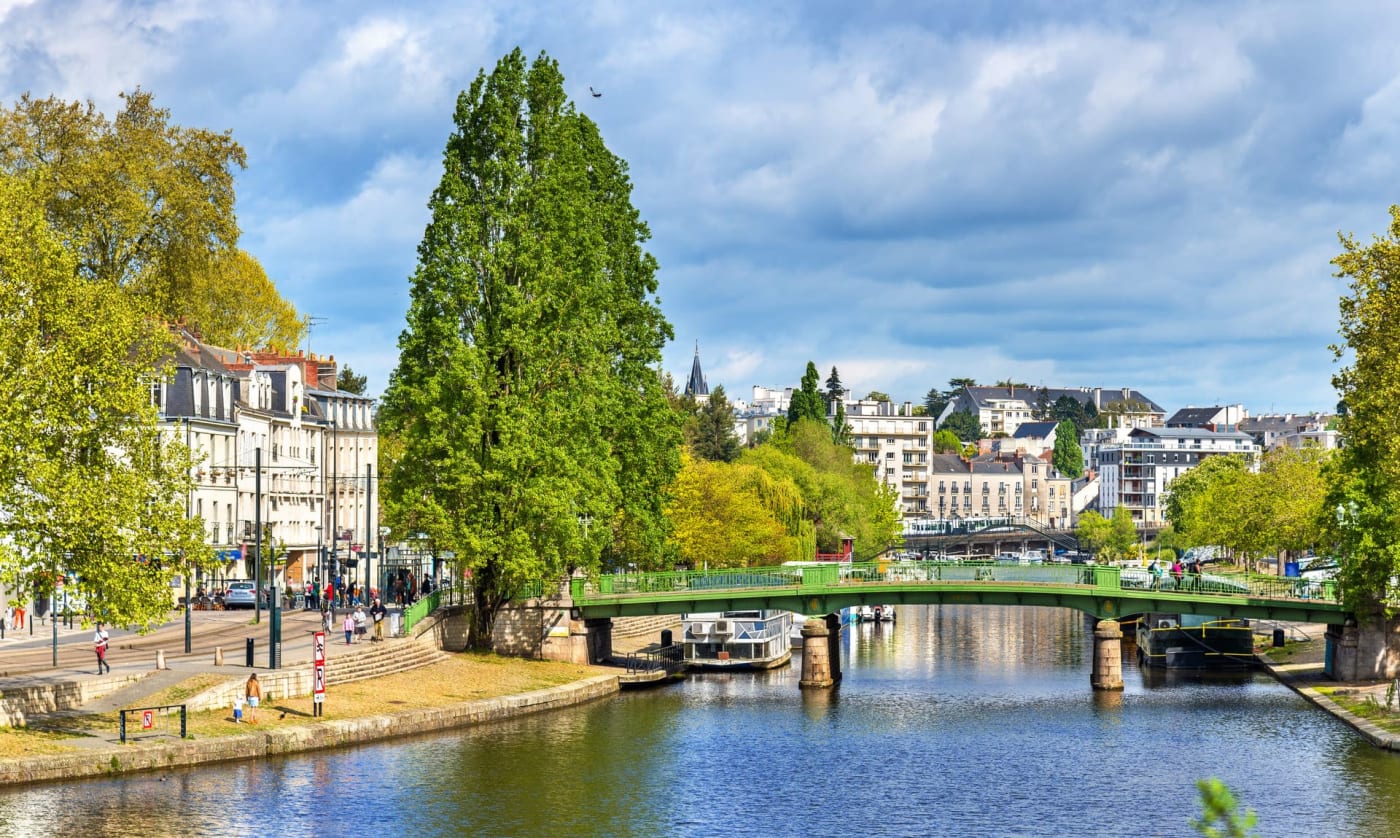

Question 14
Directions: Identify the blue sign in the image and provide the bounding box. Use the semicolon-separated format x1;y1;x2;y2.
221;549;242;562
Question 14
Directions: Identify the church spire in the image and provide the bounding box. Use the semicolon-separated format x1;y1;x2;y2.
684;343;709;397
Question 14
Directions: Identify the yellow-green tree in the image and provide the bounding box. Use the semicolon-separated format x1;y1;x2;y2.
0;173;211;628
0;90;303;348
666;454;806;568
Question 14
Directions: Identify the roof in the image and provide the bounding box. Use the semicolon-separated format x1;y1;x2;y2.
1013;421;1058;439
1128;427;1255;442
684;347;709;397
959;385;1164;413
1165;407;1226;427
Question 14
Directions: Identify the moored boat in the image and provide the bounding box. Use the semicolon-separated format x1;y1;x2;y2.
683;610;793;670
873;604;896;623
1136;613;1254;669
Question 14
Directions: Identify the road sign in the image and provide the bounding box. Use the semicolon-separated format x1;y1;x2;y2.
313;631;326;665
314;664;326;703
141;710;154;730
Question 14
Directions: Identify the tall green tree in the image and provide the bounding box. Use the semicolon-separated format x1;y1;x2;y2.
0;173;210;628
786;361;826;424
831;400;853;447
933;429;962;454
942;410;983;442
336;365;369;395
378;49;681;645
1033;387;1052;420
824;366;846;406
1052;420;1084;478
693;386;741;463
1325;205;1400;610
0;90;303;348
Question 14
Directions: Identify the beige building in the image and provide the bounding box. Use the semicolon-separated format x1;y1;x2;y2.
927;454;1073;528
843;400;934;516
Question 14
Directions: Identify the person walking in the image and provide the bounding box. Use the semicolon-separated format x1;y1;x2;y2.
342;610;355;645
353;604;367;643
244;673;262;724
370;597;387;642
1147;560;1162;591
93;622;111;674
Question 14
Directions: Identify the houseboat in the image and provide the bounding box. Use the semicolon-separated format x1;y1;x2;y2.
683;610;793;670
1136;613;1254;669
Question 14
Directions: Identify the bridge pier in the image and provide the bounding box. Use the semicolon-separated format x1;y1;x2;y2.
1091;619;1123;691
825;612;843;684
799;618;834;689
1325;614;1400;681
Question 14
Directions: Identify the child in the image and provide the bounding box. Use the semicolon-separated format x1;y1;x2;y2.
343;611;355;645
233;695;244;723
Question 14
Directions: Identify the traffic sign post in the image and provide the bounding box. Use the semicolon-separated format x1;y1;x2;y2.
313;631;326;716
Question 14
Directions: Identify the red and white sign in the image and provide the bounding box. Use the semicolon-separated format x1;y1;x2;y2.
141;710;154;730
313;630;327;704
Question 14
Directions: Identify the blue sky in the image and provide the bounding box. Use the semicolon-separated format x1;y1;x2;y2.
2;1;1394;415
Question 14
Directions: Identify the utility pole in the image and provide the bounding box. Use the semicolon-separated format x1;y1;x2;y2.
254;446;262;624
365;463;373;606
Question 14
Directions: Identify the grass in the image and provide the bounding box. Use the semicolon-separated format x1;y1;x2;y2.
1;653;602;753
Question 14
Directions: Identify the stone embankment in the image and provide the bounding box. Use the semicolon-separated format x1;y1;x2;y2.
0;673;619;786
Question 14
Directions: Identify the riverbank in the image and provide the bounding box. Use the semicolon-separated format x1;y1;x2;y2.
1255;629;1400;751
0;654;619;785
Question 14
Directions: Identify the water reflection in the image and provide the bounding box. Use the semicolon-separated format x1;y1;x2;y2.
3;604;1399;837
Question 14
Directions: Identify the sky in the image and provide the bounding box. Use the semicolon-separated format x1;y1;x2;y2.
2;0;1395;416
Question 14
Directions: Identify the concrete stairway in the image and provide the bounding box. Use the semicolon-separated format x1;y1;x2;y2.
324;637;450;686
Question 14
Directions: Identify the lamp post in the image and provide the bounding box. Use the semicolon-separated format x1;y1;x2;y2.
254;446;263;624
314;524;323;610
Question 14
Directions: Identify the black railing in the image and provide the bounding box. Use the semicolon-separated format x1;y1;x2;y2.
625;643;684;675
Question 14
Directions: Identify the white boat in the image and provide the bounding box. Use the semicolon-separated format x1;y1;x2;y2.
873;604;896;623
682;610;793;670
858;605;875;622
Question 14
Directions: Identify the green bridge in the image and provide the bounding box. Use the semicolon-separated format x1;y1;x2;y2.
569;561;1349;625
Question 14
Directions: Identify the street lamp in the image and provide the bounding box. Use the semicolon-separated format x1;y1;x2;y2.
314;524;323;610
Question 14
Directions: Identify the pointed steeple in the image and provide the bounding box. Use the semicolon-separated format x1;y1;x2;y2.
684;342;709;397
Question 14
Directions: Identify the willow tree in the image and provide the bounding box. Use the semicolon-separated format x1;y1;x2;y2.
0;173;210;628
0;90;302;347
379;50;681;644
1326;206;1400;611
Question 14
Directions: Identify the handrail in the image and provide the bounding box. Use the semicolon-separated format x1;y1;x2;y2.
573;560;1342;609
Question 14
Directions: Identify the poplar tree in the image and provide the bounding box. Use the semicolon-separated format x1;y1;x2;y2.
0;174;210;628
1052;420;1084;478
1325;205;1400;610
379;50;681;644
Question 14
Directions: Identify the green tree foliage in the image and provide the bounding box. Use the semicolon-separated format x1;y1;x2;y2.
1326;205;1400;610
0;90;303;348
1075;508;1137;562
786;362;826;424
995;379;1030;388
1052;395;1090;431
745;420;900;557
824;366;845;406
1033;387;1052;420
942;410;983;442
831;400;853;447
933;429;962;454
926;377;976;420
693;385;741;463
378;50;681;644
666;453;807;568
1192;778;1258;838
336;365;369;395
1052;420;1084;478
1164;451;1328;570
865;390;890;403
0;173;210;628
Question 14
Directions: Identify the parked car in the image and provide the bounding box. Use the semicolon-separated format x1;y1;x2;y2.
224;581;257;609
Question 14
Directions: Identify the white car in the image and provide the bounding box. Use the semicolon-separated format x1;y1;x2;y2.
224;581;258;609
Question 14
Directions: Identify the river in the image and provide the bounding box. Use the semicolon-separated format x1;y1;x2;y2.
3;605;1399;837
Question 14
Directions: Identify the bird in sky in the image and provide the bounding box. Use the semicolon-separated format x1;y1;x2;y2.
589;86;602;98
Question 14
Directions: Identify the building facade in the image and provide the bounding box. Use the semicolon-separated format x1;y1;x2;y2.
926;454;1073;528
843;399;933;516
1096;427;1260;524
938;385;1165;437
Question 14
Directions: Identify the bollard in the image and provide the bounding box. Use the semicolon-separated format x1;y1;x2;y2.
660;629;673;648
156;650;166;670
245;637;255;668
215;646;224;666
1273;628;1286;648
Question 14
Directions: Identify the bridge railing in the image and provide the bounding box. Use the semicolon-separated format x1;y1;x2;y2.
573;561;1340;606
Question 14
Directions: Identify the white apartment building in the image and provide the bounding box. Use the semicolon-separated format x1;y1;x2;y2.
844;400;934;516
939;385;1165;437
1096;427;1260;524
310;387;379;585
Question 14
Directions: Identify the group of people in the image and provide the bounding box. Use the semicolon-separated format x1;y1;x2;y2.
1147;556;1205;590
3;605;27;631
325;597;389;643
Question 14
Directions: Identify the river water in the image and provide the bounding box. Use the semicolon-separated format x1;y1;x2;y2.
4;605;1399;837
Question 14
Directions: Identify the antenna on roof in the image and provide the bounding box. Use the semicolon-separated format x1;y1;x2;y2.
304;315;328;358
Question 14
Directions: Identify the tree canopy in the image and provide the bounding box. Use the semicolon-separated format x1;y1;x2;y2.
693;386;741;463
378;49;681;644
336;366;369;395
0;173;209;628
942;410;983;442
1052;420;1084;478
0;90;303;348
786;362;826;424
1325;205;1400;609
